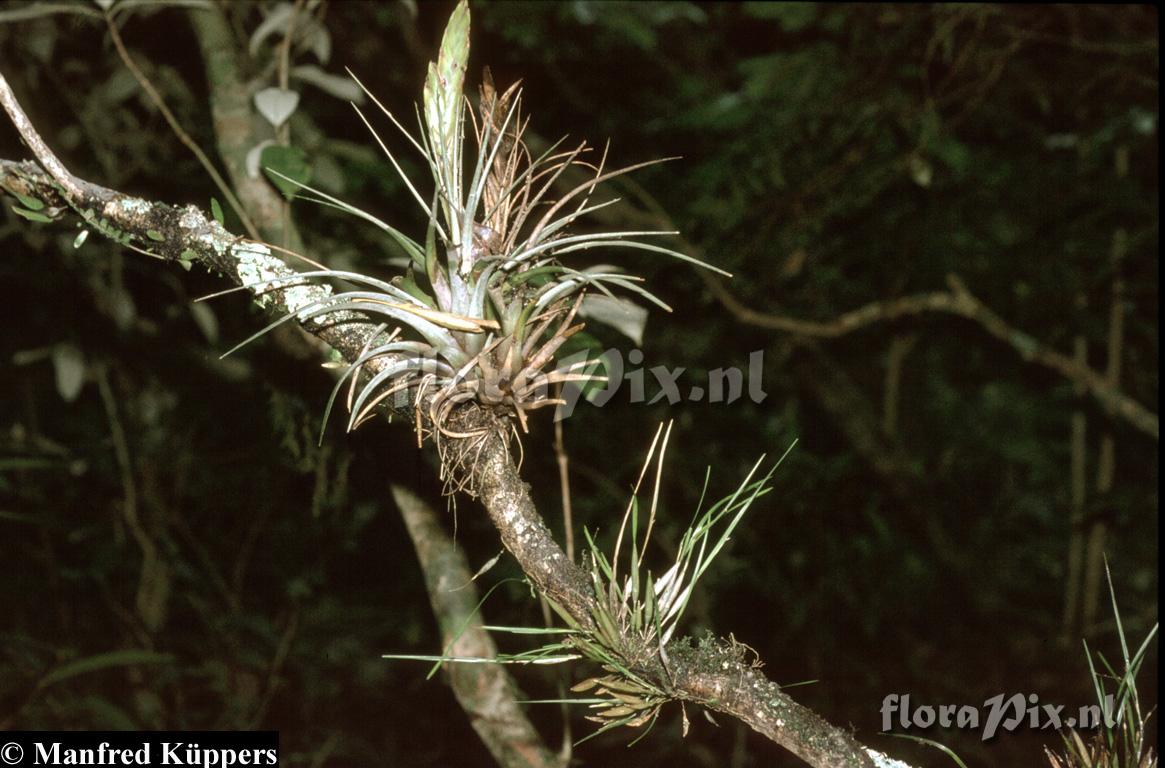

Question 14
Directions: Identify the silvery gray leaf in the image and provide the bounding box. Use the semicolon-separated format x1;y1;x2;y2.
245;139;276;179
248;3;294;57
292;65;364;104
579;294;648;346
254;87;300;128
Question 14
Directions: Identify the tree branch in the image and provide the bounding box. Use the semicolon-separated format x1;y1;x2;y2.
1;67;382;355
391;485;562;768
702;271;1157;441
0;73;85;199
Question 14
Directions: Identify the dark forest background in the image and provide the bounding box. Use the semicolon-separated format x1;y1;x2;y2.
0;2;1158;766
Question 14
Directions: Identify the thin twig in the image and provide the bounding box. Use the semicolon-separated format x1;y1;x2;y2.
553;384;575;563
102;11;261;240
1062;322;1088;637
277;0;304;93
247;606;300;728
881;333;916;438
706;269;1157;441
0;74;85;198
96;365;165;631
1082;147;1130;632
548;391;580;761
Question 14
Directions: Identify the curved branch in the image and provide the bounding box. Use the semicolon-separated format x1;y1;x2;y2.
703;272;1157;441
586;172;1159;442
0;73;85;199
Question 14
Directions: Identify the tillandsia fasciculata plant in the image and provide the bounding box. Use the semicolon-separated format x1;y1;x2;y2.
224;0;725;480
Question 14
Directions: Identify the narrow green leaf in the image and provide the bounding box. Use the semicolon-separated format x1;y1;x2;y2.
480;625;579;635
39;650;175;689
262;145;313;200
12;206;53;223
9;189;45;210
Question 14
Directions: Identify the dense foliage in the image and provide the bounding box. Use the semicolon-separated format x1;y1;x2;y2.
1;3;1157;766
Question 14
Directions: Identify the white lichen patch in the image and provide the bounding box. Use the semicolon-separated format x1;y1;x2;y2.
178;205;205;231
106;197;153;217
506;511;528;538
865;748;915;768
232;240;329;317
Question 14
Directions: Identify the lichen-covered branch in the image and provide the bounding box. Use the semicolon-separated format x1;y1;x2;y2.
0;151;379;370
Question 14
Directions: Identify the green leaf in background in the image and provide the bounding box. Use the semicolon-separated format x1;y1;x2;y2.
291;64;365;103
210;197;224;225
189;302;219;344
745;2;817;31
261;145;313;200
5;187;45;210
12;206;53;223
579;294;648;346
38;650;175;689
